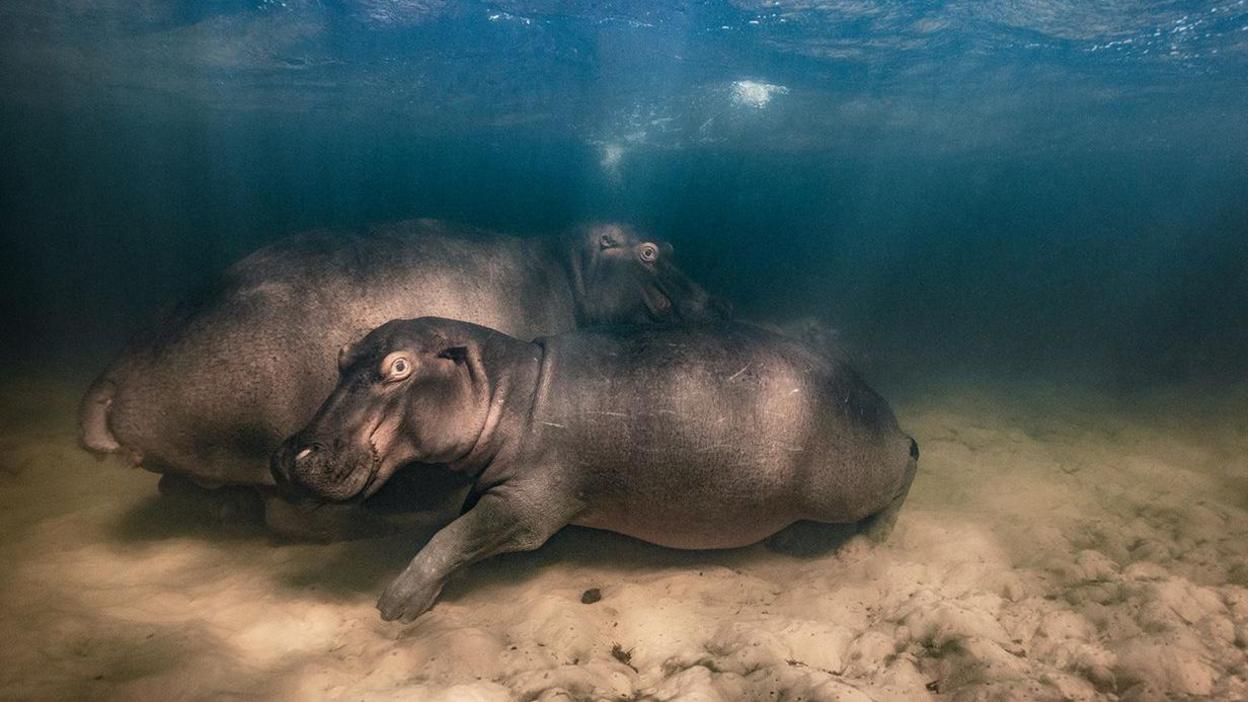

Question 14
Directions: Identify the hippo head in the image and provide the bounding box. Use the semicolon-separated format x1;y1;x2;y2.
271;318;492;503
567;224;730;324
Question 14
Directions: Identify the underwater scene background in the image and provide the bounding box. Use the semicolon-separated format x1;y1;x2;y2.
1;2;1247;700
3;0;1246;385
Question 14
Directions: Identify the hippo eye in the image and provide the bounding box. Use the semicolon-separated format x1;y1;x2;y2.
600;233;620;249
381;353;413;382
638;243;659;263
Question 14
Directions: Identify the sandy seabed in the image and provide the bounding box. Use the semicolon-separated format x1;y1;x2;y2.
1;374;1246;701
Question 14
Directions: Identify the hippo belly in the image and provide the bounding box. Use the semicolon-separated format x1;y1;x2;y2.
564;440;812;549
573;498;801;550
536;323;914;551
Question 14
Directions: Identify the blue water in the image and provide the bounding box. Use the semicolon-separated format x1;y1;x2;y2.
2;1;1246;384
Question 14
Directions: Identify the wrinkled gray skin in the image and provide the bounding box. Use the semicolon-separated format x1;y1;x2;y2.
273;317;919;622
78;219;726;531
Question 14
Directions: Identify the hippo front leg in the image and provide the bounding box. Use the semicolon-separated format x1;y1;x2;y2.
377;489;570;622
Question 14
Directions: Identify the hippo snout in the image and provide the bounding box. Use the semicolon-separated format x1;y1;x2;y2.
663;265;731;322
270;437;334;499
270;439;310;500
292;442;321;466
271;433;379;504
677;291;733;321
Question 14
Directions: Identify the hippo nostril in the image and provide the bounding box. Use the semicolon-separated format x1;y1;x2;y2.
294;443;322;465
272;441;322;499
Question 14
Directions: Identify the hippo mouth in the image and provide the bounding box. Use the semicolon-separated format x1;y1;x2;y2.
642;283;676;320
319;426;385;504
354;463;385;503
352;417;394;502
297;454;381;506
314;415;391;504
644;263;730;322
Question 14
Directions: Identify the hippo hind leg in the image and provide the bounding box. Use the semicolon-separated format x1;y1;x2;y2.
156;473;266;527
763;520;860;556
767;438;919;555
861;440;919;543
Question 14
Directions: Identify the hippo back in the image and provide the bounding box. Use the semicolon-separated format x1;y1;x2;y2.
97;219;576;486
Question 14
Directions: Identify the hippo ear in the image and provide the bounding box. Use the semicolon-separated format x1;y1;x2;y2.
336;342;352;371
595;224;628;250
434;345;481;383
436;346;469;364
336;328;372;372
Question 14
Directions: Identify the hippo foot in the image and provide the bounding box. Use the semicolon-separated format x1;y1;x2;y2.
156;472;212;498
377;572;443;622
218;488;266;525
764;520;860;557
156;474;265;527
861;497;905;543
263;498;401;543
861;455;918;543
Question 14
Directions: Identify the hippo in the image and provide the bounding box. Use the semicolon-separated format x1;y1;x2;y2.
78;219;726;532
272;317;918;622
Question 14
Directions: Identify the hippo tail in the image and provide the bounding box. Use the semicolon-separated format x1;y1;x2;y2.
78;372;122;455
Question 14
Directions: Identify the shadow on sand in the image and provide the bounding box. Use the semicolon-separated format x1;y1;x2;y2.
108;479;868;611
111;493;268;543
